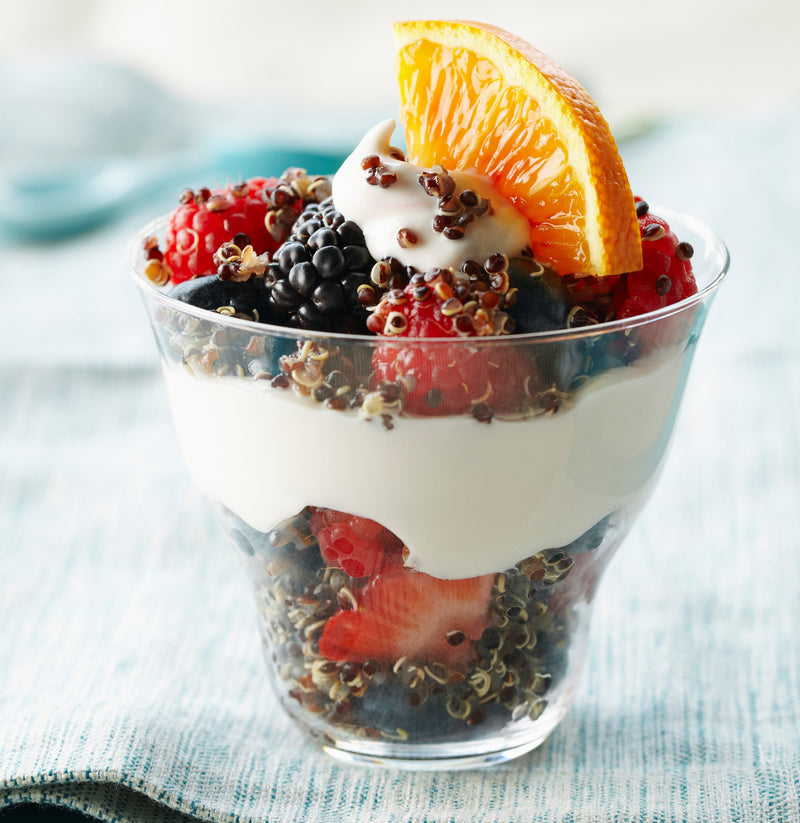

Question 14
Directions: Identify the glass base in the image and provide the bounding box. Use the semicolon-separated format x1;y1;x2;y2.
321;735;548;771
283;693;571;771
228;501;606;770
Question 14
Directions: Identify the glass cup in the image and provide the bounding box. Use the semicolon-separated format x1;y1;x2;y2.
127;210;727;769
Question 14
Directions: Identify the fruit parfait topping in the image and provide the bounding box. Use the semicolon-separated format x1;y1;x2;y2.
131;20;725;765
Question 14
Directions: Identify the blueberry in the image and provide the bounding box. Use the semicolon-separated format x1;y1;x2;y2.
245;355;275;377
169;275;229;309
233;286;273;319
352;680;462;740
557;516;610;555
580;332;634;379
543;338;588;392
507;266;569;333
229;528;256;556
531;631;570;686
169;275;269;320
218;506;318;565
503;265;589;390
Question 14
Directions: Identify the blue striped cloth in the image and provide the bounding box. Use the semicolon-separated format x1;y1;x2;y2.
1;103;799;822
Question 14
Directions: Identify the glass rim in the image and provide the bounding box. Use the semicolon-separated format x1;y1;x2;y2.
126;206;729;347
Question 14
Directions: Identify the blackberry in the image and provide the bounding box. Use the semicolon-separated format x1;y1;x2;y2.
264;199;379;334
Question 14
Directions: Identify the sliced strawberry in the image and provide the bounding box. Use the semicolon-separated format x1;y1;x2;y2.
308;508;404;579
318;567;496;665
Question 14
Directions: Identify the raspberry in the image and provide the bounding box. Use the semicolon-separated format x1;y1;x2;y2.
564;200;698;323
308;508;404;579
373;343;532;417
367;262;513;339
163;177;284;284
369;266;535;416
616;203;697;318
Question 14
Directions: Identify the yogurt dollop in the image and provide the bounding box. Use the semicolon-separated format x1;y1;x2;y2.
332;120;530;272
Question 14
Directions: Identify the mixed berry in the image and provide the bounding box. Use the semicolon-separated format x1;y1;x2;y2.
144;173;697;343
144;171;698;426
229;503;605;737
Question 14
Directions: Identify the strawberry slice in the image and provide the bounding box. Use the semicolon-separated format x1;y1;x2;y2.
318;567;496;665
308;508;404;578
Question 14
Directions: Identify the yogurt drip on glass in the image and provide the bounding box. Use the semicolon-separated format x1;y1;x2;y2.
332;120;530;272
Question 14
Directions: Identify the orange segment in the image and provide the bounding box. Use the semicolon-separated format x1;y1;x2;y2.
393;20;642;276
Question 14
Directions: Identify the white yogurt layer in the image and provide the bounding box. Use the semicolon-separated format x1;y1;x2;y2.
163;350;686;579
332;120;530;272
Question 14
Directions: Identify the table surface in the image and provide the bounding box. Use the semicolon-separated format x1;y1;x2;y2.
1;94;799;822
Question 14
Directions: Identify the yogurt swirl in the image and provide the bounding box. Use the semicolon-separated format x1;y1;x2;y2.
332;120;530;272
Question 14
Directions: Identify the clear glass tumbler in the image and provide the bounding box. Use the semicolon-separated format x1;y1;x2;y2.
128;209;727;769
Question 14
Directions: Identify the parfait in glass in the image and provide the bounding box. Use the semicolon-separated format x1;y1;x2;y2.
128;20;727;769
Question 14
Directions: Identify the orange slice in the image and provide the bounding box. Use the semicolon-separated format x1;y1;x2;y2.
393;19;642;276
